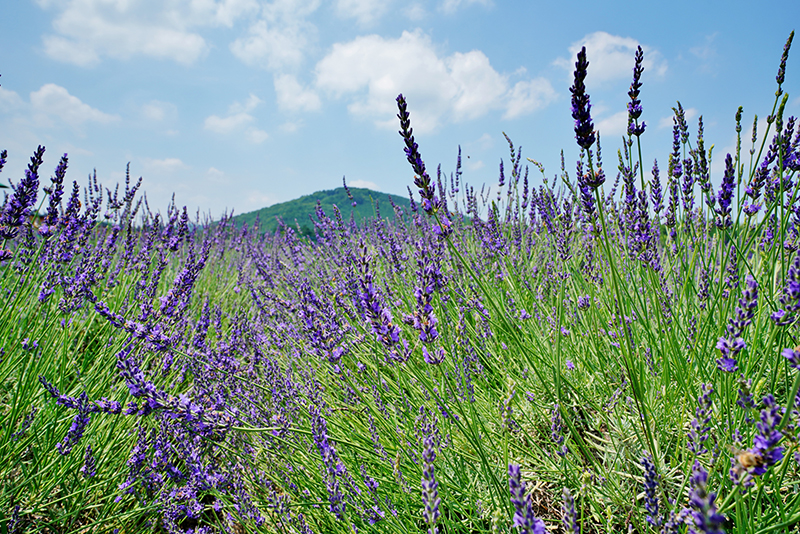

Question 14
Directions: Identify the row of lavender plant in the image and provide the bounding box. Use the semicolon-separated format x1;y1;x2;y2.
1;31;798;534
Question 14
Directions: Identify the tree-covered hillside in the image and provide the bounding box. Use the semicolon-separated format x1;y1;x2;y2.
228;186;413;237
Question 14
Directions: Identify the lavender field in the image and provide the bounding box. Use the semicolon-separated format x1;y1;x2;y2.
2;32;800;534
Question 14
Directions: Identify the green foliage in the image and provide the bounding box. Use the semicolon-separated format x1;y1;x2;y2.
229;187;413;237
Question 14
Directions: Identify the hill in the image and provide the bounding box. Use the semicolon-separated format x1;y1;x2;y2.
227;186;414;238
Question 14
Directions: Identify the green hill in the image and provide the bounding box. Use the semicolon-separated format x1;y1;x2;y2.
227;186;414;238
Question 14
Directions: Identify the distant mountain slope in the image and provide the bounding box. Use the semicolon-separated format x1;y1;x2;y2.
228;187;413;237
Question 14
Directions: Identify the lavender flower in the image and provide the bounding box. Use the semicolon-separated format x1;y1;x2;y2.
343;176;357;207
412;243;440;344
501;387;519;433
551;404;568;457
11;406;37;441
311;405;346;518
772;250;800;325
357;240;407;361
688;461;725;534
627;46;646;137
688;384;714;457
44;153;68;227
421;435;440;534
397;94;437;213
776;31;795;91
715;154;735;227
641;453;660;527
562;487;580;534
650;159;663;216
508;464;545;534
716;275;758;373
570;47;596;152
56;392;92;456
0;145;44;240
736;375;755;419
783;346;800;370
730;395;784;487
7;504;20;534
80;444;97;478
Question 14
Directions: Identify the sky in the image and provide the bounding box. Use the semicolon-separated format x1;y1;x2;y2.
1;0;798;220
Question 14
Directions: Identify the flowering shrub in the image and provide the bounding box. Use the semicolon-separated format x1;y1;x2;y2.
1;31;799;534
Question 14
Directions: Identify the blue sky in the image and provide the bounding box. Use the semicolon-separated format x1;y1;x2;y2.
1;0;798;219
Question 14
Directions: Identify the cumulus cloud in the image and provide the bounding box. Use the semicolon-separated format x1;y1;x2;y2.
30;83;119;127
204;94;262;133
595;110;629;138
230;19;311;70
405;4;426;20
143;157;187;172
204;112;254;133
280;120;302;132
554;31;667;85
274;74;321;112
504;79;558;119
439;0;492;14
347;179;379;190
471;132;494;150
0;87;26;112
336;0;388;25
204;94;268;142
247;128;270;143
314;30;555;132
229;93;263;114
466;159;484;171
39;0;258;66
229;0;320;70
141;100;177;122
206;166;229;184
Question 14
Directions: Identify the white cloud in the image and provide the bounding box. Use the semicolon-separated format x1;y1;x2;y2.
348;179;379;189
229;0;320;70
195;0;260;27
247;128;269;143
204;94;263;135
314;30;554;132
280;120;302;132
447;51;507;120
141;100;177;122
336;0;388;25
405;3;426;19
596;110;628;138
464;132;493;152
274;74;321;112
204;112;254;133
30;83;119;126
39;0;258;66
143;157;187;172
0;87;26;112
554;31;667;85
690;33;718;61
206;166;229;184
229;93;262;114
504;79;558;119
230;19;312;70
439;0;492;14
